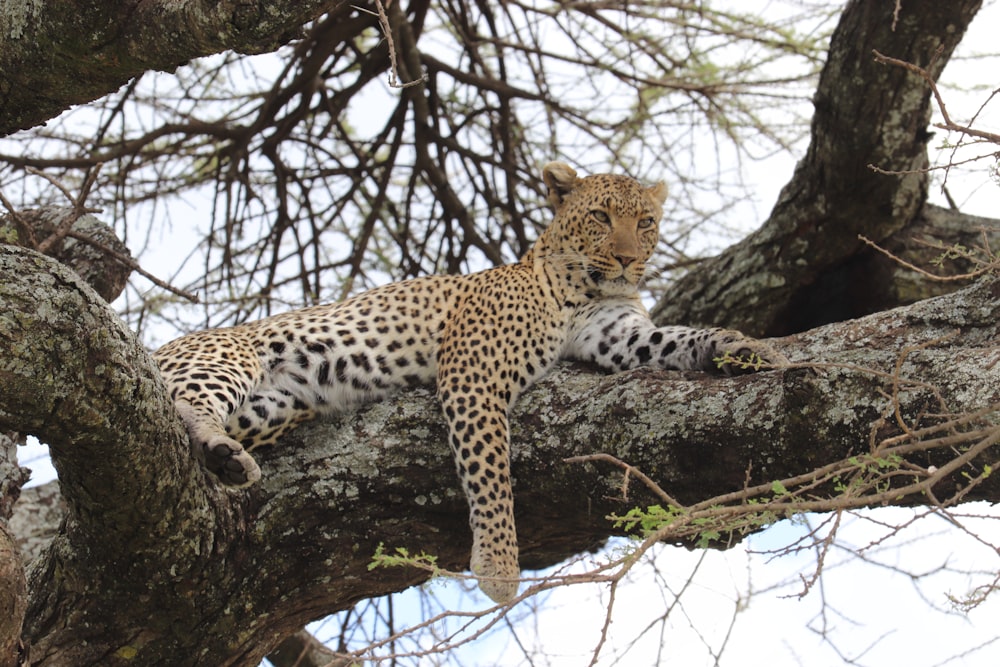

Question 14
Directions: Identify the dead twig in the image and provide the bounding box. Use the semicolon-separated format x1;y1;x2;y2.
858;234;999;282
62;228;199;303
872;48;1000;145
2;167;199;303
564;452;683;507
26;165;103;254
354;0;428;89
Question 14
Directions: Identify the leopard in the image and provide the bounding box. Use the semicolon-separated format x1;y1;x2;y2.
152;161;786;604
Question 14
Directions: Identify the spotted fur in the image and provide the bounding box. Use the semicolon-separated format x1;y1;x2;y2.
153;162;785;603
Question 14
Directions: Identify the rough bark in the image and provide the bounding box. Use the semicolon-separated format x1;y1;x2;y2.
265;630;347;667
0;0;347;136
0;433;28;667
651;0;984;336
1;208;132;302
2;243;999;666
0;524;26;667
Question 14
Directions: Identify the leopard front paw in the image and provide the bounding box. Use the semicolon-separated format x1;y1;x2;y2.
470;544;520;604
714;333;789;376
203;435;262;488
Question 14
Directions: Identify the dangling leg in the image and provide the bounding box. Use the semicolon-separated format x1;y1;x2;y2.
440;389;520;603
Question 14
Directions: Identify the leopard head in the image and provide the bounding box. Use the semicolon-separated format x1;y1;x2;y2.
532;161;667;295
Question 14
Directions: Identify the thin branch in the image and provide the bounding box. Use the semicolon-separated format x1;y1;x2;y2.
354;0;428;89
858;234;999;282
25;166;103;255
872;48;1000;145
62;228;199;303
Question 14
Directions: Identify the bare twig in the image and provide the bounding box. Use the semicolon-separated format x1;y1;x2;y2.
26;165;103;254
4;168;199;303
858;234;999;282
353;0;428;89
872;48;1000;145
62;229;199;303
564;452;684;507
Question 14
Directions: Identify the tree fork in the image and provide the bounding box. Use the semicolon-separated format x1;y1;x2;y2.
650;0;984;336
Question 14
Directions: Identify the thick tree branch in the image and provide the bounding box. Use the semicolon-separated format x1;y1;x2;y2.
1;208;134;302
2;242;998;665
0;0;347;136
651;0;984;336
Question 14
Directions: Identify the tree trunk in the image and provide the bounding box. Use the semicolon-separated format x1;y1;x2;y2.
3;242;999;665
651;0;984;336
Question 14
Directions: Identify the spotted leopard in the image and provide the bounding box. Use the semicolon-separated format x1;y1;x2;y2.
153;162;786;603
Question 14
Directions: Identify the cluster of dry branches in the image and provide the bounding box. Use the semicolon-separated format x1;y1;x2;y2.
0;2;829;342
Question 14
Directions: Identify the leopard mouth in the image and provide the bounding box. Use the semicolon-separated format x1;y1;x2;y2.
589;268;637;285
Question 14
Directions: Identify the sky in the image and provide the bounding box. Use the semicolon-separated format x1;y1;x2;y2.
9;1;1000;665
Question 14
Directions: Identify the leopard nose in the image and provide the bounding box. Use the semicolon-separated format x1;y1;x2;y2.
615;254;637;268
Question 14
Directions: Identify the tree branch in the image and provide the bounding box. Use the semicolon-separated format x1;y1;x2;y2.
651;0;984;336
0;0;347;136
2;241;999;664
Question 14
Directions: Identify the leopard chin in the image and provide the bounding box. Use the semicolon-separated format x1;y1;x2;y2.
592;275;640;297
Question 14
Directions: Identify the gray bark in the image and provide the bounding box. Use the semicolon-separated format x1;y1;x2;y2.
0;0;345;136
2;243;999;665
0;433;28;667
651;0;985;336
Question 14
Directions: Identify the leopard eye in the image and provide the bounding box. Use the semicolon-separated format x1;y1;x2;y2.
589;209;610;225
638;217;656;229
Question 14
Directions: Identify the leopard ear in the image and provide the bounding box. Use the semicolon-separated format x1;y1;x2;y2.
542;162;579;208
648;180;668;206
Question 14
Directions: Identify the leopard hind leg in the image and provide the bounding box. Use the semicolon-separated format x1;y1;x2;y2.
174;399;262;487
154;329;264;487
